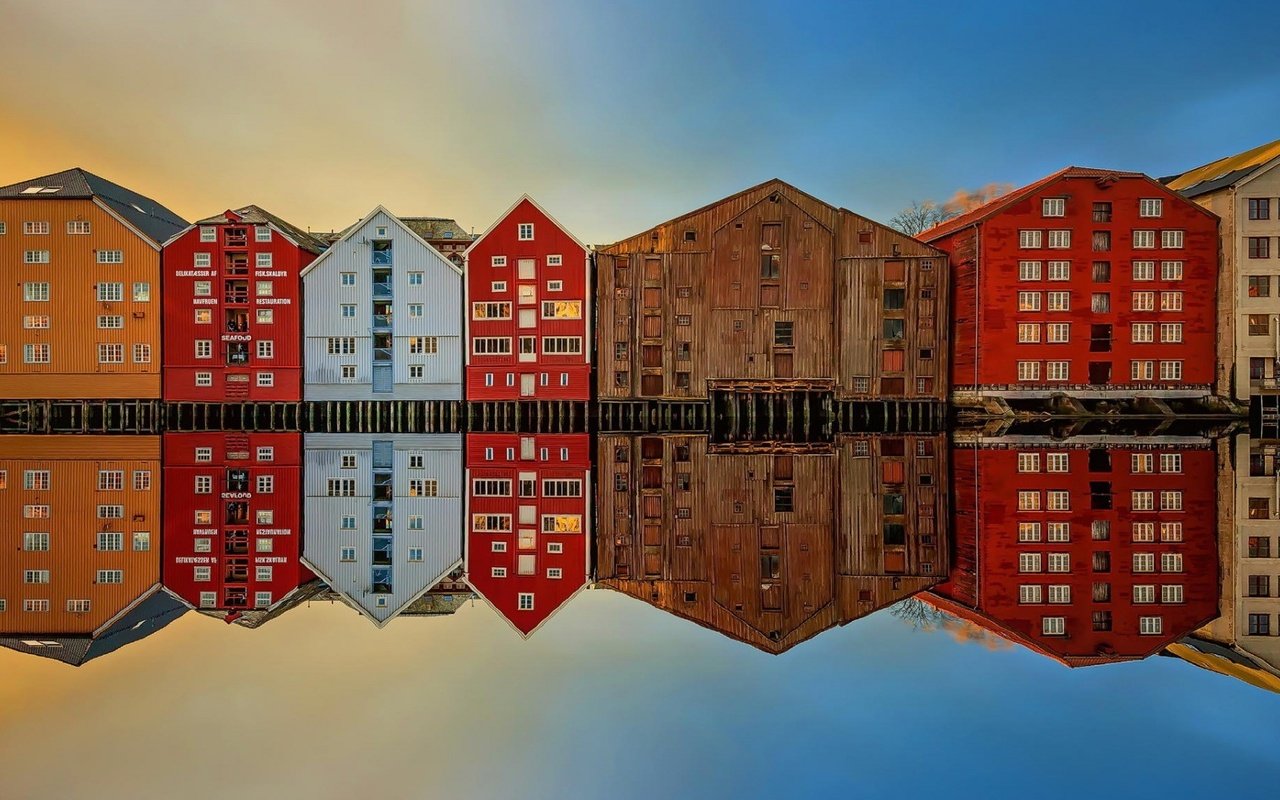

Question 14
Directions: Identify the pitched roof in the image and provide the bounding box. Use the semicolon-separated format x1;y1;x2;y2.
399;216;474;243
0;590;186;667
0;167;187;244
194;204;326;254
1164;137;1280;198
920;166;1147;242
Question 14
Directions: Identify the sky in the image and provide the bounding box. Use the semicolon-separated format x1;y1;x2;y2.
1;591;1278;799
0;0;1278;244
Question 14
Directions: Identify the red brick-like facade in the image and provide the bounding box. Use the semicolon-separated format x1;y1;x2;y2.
923;169;1219;400
928;439;1219;666
464;197;590;401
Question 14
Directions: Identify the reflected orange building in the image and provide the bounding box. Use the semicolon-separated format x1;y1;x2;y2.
595;434;950;653
0;436;177;665
927;434;1220;666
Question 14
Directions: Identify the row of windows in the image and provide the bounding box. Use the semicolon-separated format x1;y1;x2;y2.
196;592;275;609
473;337;583;355
1019;229;1184;249
190;536;277;553
189;565;280;582
20;531;151;551
473;513;583;533
189;251;276;268
1018;552;1184;573
19;248;123;264
190;446;276;462
1018;260;1183;282
21;569;124;584
1039;198;1165;218
199;225;274;243
1041;615;1166;636
191;372;276;387
1019;583;1184;604
1017;521;1183;542
12;470;151;491
192;308;277;325
19;282;150;302
1015;322;1183;344
193;340;276;359
1017;490;1184;511
1016;360;1183;382
10;220;97;235
194;475;276;494
487;251;561;270
1017;453;1182;473
1016;290;1183;312
472;478;583;497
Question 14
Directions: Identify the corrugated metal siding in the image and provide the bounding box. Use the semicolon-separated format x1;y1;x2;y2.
304;210;462;400
0;436;161;635
0;198;162;399
303;433;462;625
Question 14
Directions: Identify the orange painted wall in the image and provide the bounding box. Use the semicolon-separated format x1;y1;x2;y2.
0;436;162;635
0;198;163;398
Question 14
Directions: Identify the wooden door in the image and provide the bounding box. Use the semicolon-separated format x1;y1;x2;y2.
520;373;535;397
774;352;793;378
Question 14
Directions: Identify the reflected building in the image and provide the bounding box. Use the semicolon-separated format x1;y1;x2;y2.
0;436;184;665
163;433;315;620
595;434;950;653
302;434;463;626
464;434;591;636
1165;434;1280;691
928;434;1220;666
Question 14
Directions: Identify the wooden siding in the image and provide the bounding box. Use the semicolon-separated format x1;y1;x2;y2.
0;198;162;399
0;436;161;635
302;433;462;625
596;180;948;401
303;209;463;401
595;433;949;653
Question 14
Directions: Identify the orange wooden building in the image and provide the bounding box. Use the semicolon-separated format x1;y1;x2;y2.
595;433;949;653
0;436;164;647
0;168;187;399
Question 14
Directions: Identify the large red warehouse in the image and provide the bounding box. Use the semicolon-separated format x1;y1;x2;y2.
922;168;1219;402
162;432;312;616
162;206;324;402
464;196;590;401
463;433;591;636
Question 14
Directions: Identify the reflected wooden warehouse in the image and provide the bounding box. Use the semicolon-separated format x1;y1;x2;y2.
595;433;950;653
595;179;948;403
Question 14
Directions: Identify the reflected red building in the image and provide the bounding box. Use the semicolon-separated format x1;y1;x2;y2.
463;433;591;636
162;433;312;618
928;435;1219;665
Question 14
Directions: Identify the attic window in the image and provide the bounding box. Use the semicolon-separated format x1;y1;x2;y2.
683;229;696;242
20;186;60;194
443;231;453;239
920;259;933;271
684;592;697;603
375;226;389;238
859;231;872;243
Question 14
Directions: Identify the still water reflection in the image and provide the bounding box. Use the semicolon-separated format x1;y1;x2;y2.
4;428;1280;796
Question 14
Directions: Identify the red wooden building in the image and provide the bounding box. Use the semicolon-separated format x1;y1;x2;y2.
464;196;590;401
922;168;1219;403
162;433;312;617
927;437;1219;666
463;433;591;637
162;206;324;401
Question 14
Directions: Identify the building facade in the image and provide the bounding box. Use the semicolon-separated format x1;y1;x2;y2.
1165;138;1280;403
0;168;186;399
0;436;165;653
928;435;1219;666
464;196;591;401
923;168;1220;402
595;433;949;653
464;433;590;636
596;180;948;402
162;206;322;402
162;433;311;615
302;207;463;400
401;217;474;268
302;434;463;626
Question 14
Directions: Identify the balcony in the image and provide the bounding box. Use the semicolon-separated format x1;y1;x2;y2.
372;281;393;299
225;253;249;276
224;281;249;305
225;564;249;584
226;343;250;366
225;469;249;492
225;310;249;333
224;589;248;607
225;501;249;526
373;513;392;534
372;242;393;266
372;536;393;567
225;228;248;248
373;474;393;502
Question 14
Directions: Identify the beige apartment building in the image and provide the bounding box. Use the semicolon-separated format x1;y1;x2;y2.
1167;139;1280;404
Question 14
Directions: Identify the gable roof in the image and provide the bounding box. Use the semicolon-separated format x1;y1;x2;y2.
465;194;588;256
0;589;186;667
399;216;474;243
1164;137;1280;198
299;205;463;278
0;167;187;244
190;205;327;254
920;166;1150;242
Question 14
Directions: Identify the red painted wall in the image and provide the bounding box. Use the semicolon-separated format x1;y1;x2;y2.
930;174;1218;394
937;443;1218;663
162;214;315;401
162;433;311;611
464;433;590;635
465;198;590;401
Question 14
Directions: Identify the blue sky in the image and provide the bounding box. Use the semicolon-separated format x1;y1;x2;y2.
1;0;1277;242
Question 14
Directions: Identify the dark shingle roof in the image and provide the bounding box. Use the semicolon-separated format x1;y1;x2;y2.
194;204;326;254
0;590;187;667
399;216;474;243
0;167;187;245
